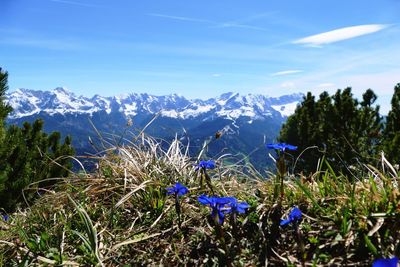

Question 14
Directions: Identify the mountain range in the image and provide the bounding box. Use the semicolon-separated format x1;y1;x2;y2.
6;87;303;169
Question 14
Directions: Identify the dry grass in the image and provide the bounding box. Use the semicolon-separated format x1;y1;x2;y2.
1;134;400;266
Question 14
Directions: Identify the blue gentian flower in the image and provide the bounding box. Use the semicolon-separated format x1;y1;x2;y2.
266;143;297;152
195;160;216;171
280;206;302;226
1;214;8;221
227;197;250;214
166;182;189;197
198;195;232;224
372;257;398;267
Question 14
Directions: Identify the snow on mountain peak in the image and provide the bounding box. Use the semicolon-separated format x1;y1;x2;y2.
6;88;303;120
271;102;299;117
53;86;71;94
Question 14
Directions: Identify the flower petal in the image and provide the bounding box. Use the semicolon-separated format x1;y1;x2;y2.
177;186;189;196
285;144;298;150
289;207;302;221
175;182;189;196
217;196;236;205
166;187;175;195
372;257;398;267
206;160;215;169
266;143;279;150
236;202;250;213
198;195;211;205
280;219;291;226
175;182;184;189
266;143;297;152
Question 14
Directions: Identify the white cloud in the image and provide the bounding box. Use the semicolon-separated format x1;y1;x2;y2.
212;73;222;77
293;24;389;46
271;70;303;76
148;13;212;24
149;13;266;31
215;23;266;31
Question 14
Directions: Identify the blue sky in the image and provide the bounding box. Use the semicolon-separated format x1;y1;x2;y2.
1;0;400;113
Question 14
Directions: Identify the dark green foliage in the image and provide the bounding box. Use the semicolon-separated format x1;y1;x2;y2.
357;89;382;161
280;92;320;172
0;120;75;212
279;87;383;174
382;83;400;164
0;68;75;212
0;69;12;140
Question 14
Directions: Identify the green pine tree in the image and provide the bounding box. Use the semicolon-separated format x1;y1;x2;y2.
0;68;75;212
357;89;382;163
330;88;360;171
0;68;12;139
279;87;383;175
279;92;321;173
382;83;400;164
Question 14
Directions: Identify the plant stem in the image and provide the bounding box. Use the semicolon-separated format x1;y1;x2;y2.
276;153;287;203
215;216;232;267
175;194;181;229
203;169;215;194
295;223;305;266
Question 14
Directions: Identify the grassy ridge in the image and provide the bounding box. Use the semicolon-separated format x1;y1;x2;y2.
0;135;399;266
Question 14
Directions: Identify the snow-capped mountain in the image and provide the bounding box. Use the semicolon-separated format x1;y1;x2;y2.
6;87;302;121
5;87;303;169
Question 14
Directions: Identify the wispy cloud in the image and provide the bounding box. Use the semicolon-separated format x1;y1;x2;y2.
293;24;389;46
148;13;266;31
148;13;212;24
215;22;266;31
50;0;98;8
212;73;222;77
271;70;303;76
213;12;275;31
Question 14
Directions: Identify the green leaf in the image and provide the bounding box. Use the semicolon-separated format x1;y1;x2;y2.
294;179;322;211
364;234;378;256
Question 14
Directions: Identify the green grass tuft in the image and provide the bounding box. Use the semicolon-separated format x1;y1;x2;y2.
1;135;399;266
